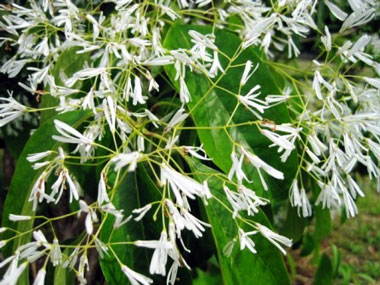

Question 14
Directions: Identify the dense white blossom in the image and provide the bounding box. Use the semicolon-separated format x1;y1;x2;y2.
0;0;379;284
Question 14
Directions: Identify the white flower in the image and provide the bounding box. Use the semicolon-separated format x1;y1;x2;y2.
196;0;212;8
346;175;364;199
209;50;224;77
129;38;151;47
307;133;327;156
0;260;28;285
86;14;100;41
9;214;32;221
181;208;210;238
35;36;49;56
265;86;291;105
145;109;161;128
132;204;152;221
340;8;375;32
33;268;46;285
51;239;62;266
97;172;110;206
77;254;89;284
121;264;153;285
243;16;276;49
298;188;312;217
53;120;93;145
27;151;52;162
287;36;300;58
238;85;268;119
165;200;186;237
224;185;269;218
256;224;292;255
50;168;79;204
79;200;98;235
131;77;147;105
182;145;211;161
95;238;108;259
144;56;174;66
136;232;173;276
111;151;141;172
160;164;204;206
33;230;48;246
325;0;348;21
342;189;358;218
189;30;217;50
103;97;117;133
71;67;106;81
261;129;295;151
223;238;236;257
228;151;249;184
321;26;332;52
179;77;190;103
165;107;188;131
0;96;26;127
364;77;380;89
167;245;190;285
315;182;341;209
29;173;54;211
238;228;258;254
289;179;301;207
82;88;96;113
240;61;259;86
241;147;284;181
348;0;373;12
305;147;321;164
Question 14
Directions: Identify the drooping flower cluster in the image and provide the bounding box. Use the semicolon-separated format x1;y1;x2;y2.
0;0;380;284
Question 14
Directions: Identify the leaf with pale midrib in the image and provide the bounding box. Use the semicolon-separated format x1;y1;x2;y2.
163;23;298;202
187;158;291;285
1;110;91;285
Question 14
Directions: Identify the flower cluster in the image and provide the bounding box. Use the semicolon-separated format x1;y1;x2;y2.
0;0;379;284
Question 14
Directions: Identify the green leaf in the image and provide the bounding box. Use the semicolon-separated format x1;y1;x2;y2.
136;164;163;237
300;233;316;257
2;123;33;160
281;202;307;242
54;261;75;285
193;267;223;285
164;23;297;201
40;47;89;123
1;110;91;284
314;254;333;285
54;236;84;285
314;205;331;241
99;170;151;285
331;245;341;277
187;158;291;285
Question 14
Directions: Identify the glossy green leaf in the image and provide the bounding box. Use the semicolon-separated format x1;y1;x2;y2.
187;158;291;285
1;110;91;284
300;233;317;257
314;205;332;241
54;236;84;285
281;202;307;242
164;23;297;201
193;267;223;285
314;254;333;285
331;245;341;277
99;170;151;285
2;123;33;160
136;164;163;237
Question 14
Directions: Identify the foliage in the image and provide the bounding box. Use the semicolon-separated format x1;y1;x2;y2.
0;1;380;284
